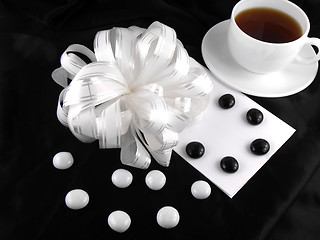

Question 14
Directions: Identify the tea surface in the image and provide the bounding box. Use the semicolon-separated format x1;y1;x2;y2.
235;7;303;43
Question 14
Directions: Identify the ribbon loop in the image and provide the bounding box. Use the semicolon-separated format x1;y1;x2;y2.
52;44;96;88
52;21;213;169
120;126;151;169
97;100;126;148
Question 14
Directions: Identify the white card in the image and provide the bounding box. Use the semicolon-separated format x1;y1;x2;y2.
174;73;295;198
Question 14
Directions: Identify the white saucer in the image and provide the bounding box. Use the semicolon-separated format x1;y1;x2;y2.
201;20;319;97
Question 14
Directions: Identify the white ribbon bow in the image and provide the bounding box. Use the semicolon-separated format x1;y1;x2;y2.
52;21;213;169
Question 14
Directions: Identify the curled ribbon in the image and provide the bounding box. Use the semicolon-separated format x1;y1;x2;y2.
52;21;213;169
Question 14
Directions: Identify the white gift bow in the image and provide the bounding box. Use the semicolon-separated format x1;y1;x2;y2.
52;21;213;169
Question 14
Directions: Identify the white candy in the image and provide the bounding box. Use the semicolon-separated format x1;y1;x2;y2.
145;170;166;190
111;169;133;188
191;180;211;199
108;210;131;233
53;152;74;169
156;206;180;229
65;189;89;210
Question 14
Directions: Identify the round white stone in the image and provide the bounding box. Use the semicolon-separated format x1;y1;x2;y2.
191;180;211;199
156;206;180;229
145;170;166;190
108;210;131;233
53;152;74;169
111;169;133;188
65;189;89;210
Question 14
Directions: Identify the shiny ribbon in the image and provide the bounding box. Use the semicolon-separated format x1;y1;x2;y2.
52;21;213;169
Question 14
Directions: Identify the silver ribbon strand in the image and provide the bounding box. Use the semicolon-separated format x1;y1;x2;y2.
52;21;213;169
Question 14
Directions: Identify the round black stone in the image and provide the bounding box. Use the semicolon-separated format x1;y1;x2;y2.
246;108;264;125
220;156;239;173
250;139;270;155
218;94;235;109
186;141;205;159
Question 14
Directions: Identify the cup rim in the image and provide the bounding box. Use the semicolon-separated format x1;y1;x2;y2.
231;0;310;46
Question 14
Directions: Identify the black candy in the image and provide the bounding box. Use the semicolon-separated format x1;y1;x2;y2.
218;94;235;109
186;141;205;159
250;139;270;155
246;108;264;125
220;156;239;173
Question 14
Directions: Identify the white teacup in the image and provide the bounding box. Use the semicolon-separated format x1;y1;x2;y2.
228;0;320;74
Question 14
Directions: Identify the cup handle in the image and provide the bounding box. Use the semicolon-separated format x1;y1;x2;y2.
297;37;320;64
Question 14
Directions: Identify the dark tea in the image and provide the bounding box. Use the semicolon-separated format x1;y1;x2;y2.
235;7;303;43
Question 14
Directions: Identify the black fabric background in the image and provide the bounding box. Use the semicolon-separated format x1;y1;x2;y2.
0;0;320;239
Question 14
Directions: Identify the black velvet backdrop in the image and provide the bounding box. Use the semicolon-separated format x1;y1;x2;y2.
1;0;320;239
